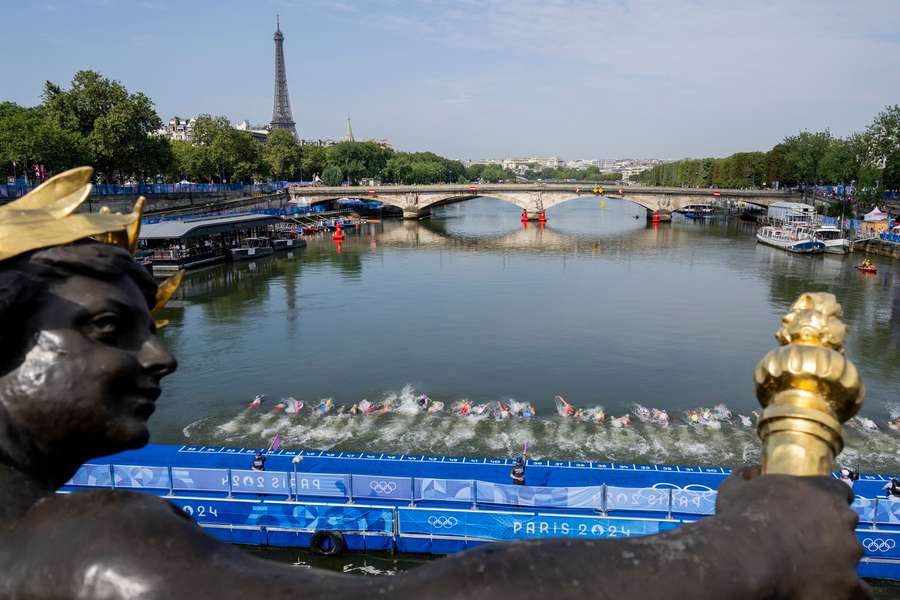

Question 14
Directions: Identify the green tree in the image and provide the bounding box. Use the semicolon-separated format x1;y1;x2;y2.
41;70;166;181
300;145;328;181
328;141;391;184
818;138;859;184
781;130;832;184
189;114;261;182
264;129;301;180
0;102;86;179
321;164;343;186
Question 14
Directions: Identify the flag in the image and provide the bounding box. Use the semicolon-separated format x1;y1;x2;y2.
268;433;282;452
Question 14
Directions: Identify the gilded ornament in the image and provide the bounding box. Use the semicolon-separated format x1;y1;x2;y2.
755;292;864;476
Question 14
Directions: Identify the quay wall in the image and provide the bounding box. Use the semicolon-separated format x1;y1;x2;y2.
75;190;288;216
855;238;900;260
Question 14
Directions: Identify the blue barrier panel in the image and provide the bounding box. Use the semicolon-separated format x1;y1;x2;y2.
670;489;717;515
229;469;290;495
876;498;900;525
352;474;413;501
294;472;350;498
398;508;663;541
68;463;112;487
606;486;670;513
169;498;393;533
113;465;171;490
171;467;230;492
854;496;877;523
476;481;604;509
414;478;474;503
858;531;900;559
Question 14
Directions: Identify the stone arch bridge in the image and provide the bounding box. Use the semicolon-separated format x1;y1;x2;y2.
289;183;797;220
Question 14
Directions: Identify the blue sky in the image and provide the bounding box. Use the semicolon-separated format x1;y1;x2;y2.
3;0;899;159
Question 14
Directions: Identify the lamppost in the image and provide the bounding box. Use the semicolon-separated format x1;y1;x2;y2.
291;454;303;501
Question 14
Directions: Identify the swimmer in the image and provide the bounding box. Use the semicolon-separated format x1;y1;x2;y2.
739;414;753;428
378;400;394;415
457;400;471;416
521;403;536;418
633;404;652;422
580;407;605;424
851;416;879;433
284;397;304;414
317;398;332;416
427;401;444;414
358;399;376;415
472;403;490;416
272;401;286;413
248;394;265;409
651;408;670;426
495;401;512;421
349;403;360;416
609;415;631;428
554;395;577;418
713;404;733;422
415;394;430;411
889;417;900;431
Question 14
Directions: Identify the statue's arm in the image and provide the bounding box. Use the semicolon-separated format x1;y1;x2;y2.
3;474;867;600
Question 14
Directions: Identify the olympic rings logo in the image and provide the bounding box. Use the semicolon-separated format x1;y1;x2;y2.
369;480;397;494
863;538;897;553
427;515;459;529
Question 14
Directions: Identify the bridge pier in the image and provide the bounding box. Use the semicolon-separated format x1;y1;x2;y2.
403;209;423;220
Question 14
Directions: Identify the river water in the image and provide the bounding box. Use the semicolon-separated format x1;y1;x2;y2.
155;196;900;472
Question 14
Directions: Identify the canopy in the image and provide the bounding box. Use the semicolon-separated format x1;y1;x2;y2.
864;206;889;222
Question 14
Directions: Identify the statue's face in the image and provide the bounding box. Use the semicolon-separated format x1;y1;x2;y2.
0;272;176;458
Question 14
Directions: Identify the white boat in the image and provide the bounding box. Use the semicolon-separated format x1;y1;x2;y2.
756;226;825;254
813;224;850;254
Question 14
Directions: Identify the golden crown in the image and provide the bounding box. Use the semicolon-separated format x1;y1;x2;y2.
0;167;181;322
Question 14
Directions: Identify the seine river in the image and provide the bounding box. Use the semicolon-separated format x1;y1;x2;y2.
155;196;900;472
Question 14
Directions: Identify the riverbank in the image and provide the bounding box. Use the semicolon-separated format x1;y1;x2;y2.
855;237;900;260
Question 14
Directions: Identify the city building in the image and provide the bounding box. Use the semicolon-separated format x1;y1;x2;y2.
234;120;270;144
155;116;196;142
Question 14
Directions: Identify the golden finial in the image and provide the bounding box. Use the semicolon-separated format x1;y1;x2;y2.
755;292;864;475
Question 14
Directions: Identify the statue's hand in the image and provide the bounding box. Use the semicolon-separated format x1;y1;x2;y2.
716;467;871;600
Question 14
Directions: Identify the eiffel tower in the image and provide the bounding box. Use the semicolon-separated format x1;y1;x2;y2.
270;15;297;138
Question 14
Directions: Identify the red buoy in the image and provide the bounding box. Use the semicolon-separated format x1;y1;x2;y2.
521;209;529;223
332;222;345;241
652;211;660;224
538;210;547;223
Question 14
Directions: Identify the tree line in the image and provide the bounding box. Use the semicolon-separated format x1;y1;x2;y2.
637;106;900;205
2;70;614;186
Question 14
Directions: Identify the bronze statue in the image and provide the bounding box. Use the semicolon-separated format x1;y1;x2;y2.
0;169;870;598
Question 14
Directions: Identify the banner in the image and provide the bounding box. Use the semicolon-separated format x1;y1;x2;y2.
670;489;717;515
475;481;603;509
113;465;170;489
169;498;393;534
171;467;230;492
414;478;474;503
606;485;670;513
229;469;289;495
68;463;112;487
857;530;900;559
351;474;413;501
294;473;350;498
398;508;663;541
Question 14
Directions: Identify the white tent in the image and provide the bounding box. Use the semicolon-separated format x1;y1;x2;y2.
864;206;888;222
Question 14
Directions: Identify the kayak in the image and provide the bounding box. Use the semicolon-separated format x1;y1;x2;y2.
856;264;877;273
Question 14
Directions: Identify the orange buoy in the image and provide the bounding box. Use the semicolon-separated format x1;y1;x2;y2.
521;209;529;223
538;210;547;223
332;222;345;241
